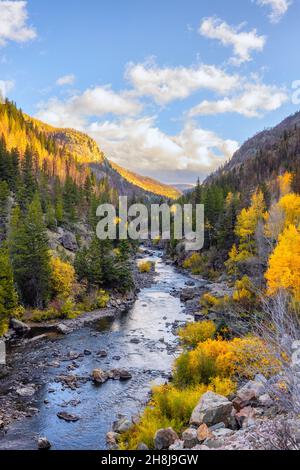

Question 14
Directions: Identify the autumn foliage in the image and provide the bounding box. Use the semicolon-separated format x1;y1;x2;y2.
265;224;300;301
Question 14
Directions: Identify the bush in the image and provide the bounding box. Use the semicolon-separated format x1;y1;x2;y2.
200;292;233;316
119;384;209;449
232;275;257;311
31;297;81;322
200;292;222;314
174;338;234;387
120;378;236;449
138;261;153;273
231;336;281;379
183;253;203;274
178;320;216;348
78;289;110;311
174;336;281;387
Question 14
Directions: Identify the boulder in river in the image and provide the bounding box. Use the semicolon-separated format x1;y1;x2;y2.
38;437;51;450
91;368;109;384
119;369;132;380
57;411;80;422
130;338;140;344
96;350;108;357
112;417;132;433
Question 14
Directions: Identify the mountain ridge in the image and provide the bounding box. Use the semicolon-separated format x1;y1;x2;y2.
0;101;180;200
204;109;300;193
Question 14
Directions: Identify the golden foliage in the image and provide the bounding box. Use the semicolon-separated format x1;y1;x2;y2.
174;335;280;387
232;275;257;310
235;190;266;255
120;378;236;450
200;292;222;314
110;161;181;200
178;320;216;348
277;193;300;228
50;257;76;298
231;336;281;379
138;260;154;273
278;172;293;197
183;253;203;274
265;224;300;301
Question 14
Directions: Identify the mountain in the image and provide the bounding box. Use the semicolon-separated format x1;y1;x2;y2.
108;161;181;199
171;183;196;193
204;110;300;194
24;116;181;200
0;100;180;200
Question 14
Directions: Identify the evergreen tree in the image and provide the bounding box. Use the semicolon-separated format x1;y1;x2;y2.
0;245;19;335
9;195;51;307
63;175;78;224
75;236;103;287
21;146;37;205
194;177;202;204
0;181;9;240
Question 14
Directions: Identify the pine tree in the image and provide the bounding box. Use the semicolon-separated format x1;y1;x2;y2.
0;180;9;240
9;195;51;307
74;237;103;287
194;177;202;204
21;146;37;205
0;245;19;335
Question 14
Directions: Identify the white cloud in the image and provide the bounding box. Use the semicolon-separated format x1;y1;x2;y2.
87;117;239;180
256;0;292;23
125;60;240;104
0;1;36;47
36;85;143;126
199;17;266;65
188;83;288;118
56;74;75;86
0;79;14;100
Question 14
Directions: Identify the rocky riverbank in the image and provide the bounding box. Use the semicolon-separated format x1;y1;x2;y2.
108;342;300;451
0;250;195;450
0;252;157;434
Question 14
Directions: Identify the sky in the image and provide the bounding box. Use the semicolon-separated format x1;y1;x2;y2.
0;0;299;185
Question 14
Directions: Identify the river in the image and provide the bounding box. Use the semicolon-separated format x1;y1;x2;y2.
0;250;196;450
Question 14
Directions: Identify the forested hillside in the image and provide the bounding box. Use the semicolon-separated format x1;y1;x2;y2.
0;99;141;333
120;112;300;451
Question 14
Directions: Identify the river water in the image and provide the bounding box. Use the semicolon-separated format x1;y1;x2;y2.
0;251;195;450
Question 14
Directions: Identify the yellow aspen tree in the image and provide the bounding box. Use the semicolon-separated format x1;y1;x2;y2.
278;172;293;197
235;190;266;255
265;224;300;301
277;193;300;227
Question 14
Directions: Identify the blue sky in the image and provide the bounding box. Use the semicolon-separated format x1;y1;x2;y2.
0;0;299;184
